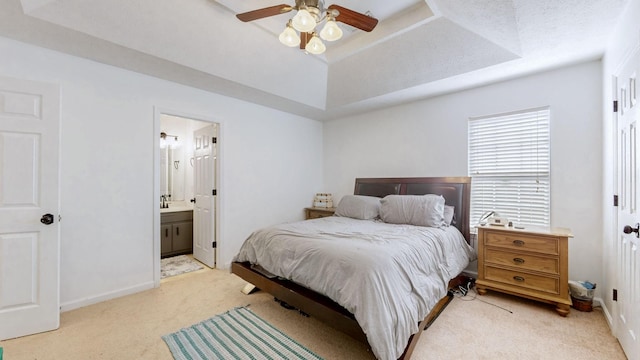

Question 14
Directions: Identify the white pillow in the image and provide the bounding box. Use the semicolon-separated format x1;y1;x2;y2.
335;195;381;220
444;205;455;226
380;194;446;227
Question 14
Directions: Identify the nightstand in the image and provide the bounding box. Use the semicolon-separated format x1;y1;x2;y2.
304;207;336;220
476;225;573;316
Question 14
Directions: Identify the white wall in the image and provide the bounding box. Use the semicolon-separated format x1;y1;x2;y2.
0;31;611;315
601;0;640;326
0;36;323;311
324;61;604;291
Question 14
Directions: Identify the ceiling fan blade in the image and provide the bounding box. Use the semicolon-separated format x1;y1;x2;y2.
328;4;378;32
236;4;293;22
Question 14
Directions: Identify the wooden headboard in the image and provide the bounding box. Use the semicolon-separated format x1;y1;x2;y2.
354;177;471;241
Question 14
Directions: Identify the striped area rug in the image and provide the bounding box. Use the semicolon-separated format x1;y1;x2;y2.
162;307;323;360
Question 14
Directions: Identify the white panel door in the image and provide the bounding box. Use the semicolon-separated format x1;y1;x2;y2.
0;76;60;340
192;124;217;268
615;46;640;360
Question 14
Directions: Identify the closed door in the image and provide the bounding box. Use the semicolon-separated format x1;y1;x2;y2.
615;45;640;360
0;76;60;340
192;124;217;268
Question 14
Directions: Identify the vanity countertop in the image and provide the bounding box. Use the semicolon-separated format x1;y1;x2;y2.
160;201;194;213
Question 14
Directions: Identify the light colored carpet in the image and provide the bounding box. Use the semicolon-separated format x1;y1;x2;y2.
161;255;204;279
0;268;627;360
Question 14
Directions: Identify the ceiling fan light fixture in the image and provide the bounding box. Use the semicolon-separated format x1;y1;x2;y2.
291;8;317;32
305;33;326;54
319;18;342;41
235;2;378;57
279;21;301;47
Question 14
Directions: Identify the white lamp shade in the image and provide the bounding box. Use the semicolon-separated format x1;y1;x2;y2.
279;25;300;47
305;35;326;54
291;9;316;32
168;137;180;148
320;19;343;41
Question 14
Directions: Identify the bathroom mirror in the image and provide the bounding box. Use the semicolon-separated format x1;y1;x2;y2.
160;146;185;201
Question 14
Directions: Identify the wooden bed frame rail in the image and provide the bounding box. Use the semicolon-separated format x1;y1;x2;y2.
234;261;469;359
232;262;367;343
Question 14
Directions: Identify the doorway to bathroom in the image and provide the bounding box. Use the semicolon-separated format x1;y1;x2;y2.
155;110;220;285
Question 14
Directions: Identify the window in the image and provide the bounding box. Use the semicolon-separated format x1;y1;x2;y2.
468;107;550;228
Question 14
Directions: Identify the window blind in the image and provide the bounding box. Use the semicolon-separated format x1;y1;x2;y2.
468;107;550;228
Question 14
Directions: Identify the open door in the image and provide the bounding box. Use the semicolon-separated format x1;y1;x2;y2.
192;124;217;268
0;76;60;340
614;46;640;360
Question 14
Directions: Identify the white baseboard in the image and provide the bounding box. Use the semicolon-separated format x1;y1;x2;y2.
60;281;156;312
595;297;615;330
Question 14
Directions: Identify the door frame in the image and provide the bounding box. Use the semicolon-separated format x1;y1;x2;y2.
152;107;223;286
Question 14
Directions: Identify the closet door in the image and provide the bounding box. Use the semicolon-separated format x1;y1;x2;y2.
615;46;640;360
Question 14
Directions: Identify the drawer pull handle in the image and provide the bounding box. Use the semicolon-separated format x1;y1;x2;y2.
513;240;525;246
513;257;525;265
513;276;525;282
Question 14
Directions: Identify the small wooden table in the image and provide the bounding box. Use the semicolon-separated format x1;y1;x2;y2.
304;207;336;219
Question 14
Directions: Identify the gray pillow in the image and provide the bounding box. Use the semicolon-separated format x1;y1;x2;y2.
335;195;381;220
444;205;455;226
380;194;446;227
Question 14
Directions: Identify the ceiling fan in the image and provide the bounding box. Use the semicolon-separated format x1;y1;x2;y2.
235;0;378;55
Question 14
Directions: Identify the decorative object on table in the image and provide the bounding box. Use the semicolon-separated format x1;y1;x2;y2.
161;255;204;279
162;306;323;360
313;193;333;208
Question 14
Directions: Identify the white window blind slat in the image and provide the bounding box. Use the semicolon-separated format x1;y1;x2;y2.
468;108;551;228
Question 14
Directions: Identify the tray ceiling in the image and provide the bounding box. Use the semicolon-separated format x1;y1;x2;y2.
0;0;630;120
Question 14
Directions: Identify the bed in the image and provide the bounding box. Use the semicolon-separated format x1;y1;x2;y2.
231;177;475;360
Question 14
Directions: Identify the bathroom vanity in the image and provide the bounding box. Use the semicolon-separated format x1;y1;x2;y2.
160;206;193;258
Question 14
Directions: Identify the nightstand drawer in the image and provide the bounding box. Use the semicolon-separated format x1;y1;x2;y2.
485;248;559;274
484;266;559;295
485;231;559;255
307;210;328;219
305;207;336;219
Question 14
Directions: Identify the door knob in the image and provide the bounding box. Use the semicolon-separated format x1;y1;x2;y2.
623;223;640;237
40;213;54;225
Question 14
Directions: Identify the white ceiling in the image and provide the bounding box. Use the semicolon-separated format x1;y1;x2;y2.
0;0;630;120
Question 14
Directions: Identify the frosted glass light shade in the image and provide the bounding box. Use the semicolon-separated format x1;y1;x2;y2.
320;19;342;41
291;9;316;32
305;35;326;54
279;25;300;47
